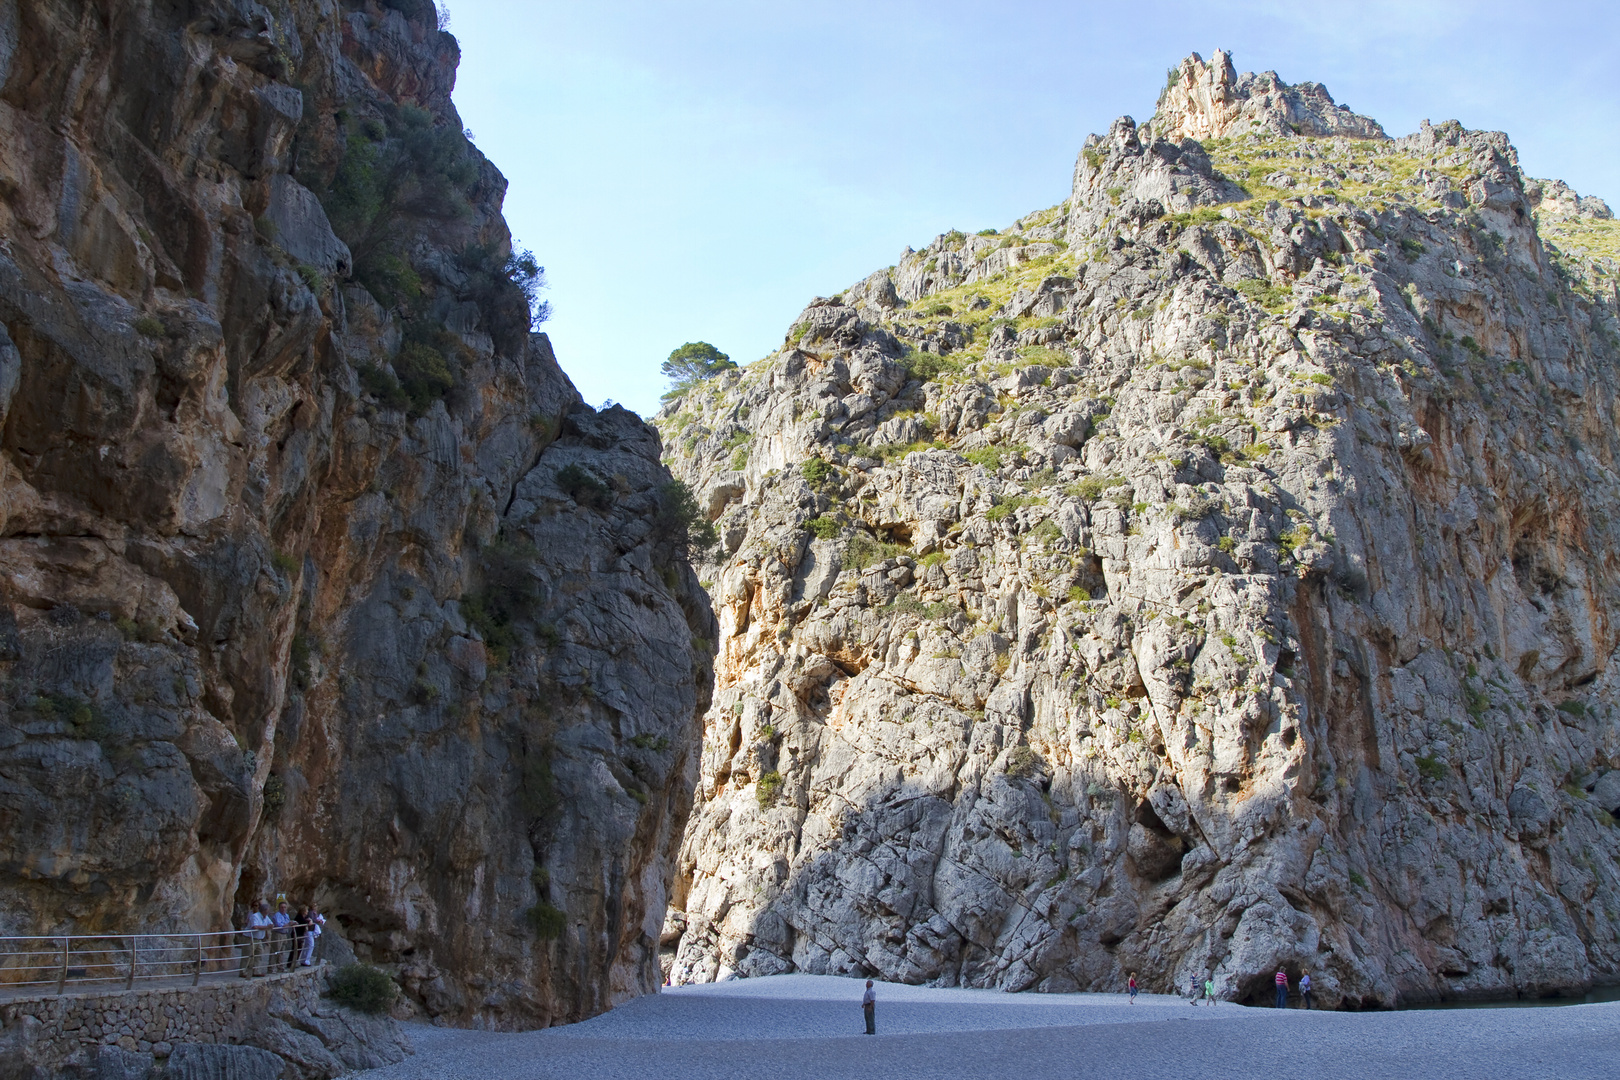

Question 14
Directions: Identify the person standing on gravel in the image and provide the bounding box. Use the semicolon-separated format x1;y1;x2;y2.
1274;968;1288;1008
862;980;876;1034
1128;972;1138;1003
1300;971;1312;1010
1204;977;1216;1005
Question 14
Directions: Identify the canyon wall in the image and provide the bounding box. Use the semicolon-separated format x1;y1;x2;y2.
0;0;713;1030
659;52;1620;1007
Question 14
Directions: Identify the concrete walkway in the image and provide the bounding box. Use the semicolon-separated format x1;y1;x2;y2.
356;973;1620;1080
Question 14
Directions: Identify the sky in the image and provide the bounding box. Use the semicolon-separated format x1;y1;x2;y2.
443;1;1618;416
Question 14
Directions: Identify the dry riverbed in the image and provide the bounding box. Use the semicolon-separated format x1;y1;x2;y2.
356;974;1619;1079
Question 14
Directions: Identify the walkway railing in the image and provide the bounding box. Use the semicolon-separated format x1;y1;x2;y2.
0;931;307;995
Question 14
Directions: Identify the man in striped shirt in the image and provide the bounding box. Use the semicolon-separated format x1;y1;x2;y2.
1274;968;1288;1008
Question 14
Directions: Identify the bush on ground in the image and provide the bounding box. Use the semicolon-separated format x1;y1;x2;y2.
327;964;397;1014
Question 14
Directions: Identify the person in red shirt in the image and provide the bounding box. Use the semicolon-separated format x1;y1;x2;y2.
1274;968;1289;1008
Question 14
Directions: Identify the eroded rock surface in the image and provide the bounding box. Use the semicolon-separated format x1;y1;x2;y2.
658;55;1620;1007
0;0;712;1029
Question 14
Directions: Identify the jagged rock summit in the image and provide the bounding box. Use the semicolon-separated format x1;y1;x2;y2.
1154;50;1387;142
656;53;1620;1008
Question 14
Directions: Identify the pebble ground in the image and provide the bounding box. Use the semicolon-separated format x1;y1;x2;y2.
355;974;1620;1080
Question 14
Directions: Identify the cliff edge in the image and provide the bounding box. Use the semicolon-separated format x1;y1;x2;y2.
0;0;714;1031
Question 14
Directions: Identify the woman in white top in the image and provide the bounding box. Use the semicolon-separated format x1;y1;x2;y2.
301;902;326;966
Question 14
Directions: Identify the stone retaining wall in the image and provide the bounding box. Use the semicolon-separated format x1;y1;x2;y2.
0;965;323;1061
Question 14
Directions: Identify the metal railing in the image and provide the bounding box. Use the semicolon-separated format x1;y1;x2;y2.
0;930;314;995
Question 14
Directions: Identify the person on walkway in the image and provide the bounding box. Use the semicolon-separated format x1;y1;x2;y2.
1204;977;1216;1005
271;901;292;973
1300;970;1312;1010
1274;967;1288;1008
290;906;309;971
301;903;325;966
1128;972;1138;1003
862;980;876;1034
243;900;272;978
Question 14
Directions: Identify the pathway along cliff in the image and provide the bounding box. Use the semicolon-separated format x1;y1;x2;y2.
658;51;1620;1008
0;0;714;1033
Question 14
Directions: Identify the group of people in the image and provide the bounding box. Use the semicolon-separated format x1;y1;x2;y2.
857;964;1319;1034
1272;966;1313;1009
1126;968;1312;1008
241;899;326;977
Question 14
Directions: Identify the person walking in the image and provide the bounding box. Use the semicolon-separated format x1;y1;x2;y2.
301;903;325;966
1300;970;1312;1010
862;980;876;1035
1204;977;1216;1005
1274;967;1288;1008
242;900;272;978
1128;972;1138;1004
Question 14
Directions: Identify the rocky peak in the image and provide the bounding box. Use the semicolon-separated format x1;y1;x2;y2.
1526;177;1614;221
1152;50;1387;142
1064;115;1246;238
656;57;1620;1008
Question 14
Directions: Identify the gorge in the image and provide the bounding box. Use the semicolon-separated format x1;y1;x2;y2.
2;6;1620;1074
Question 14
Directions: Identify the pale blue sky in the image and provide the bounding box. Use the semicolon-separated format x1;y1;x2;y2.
445;1;1617;415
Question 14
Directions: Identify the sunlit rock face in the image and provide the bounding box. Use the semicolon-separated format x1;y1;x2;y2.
0;0;712;1029
657;53;1620;1008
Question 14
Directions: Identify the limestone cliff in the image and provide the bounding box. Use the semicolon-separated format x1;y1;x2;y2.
0;0;713;1030
658;53;1620;1007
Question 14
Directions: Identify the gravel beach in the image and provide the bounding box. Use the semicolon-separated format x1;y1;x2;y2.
355;974;1620;1080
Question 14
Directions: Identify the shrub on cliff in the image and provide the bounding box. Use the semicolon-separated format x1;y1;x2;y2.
555;464;612;510
323;104;479;313
526;902;567;939
841;532;908;571
395;341;454;415
804;515;839;540
327;964;397;1014
460;242;550;358
381;0;441;25
460;541;542;665
358;365;409;410
652;480;717;559
801;458;834;486
899;349;963;383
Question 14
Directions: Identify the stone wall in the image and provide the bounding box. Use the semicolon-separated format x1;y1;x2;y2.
0;965;409;1079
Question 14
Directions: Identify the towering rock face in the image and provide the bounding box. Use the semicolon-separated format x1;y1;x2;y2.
658;56;1620;1007
0;0;712;1029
